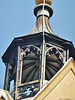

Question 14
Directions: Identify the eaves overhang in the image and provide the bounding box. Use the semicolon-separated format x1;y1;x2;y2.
2;33;42;63
2;32;75;63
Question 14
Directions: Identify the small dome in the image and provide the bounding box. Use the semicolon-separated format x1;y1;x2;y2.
35;0;53;5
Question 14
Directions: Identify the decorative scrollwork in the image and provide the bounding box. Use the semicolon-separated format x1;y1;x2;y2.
45;47;64;80
21;45;40;83
18;83;39;99
21;45;64;82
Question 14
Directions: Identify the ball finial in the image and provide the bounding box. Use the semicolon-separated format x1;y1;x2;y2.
35;0;53;5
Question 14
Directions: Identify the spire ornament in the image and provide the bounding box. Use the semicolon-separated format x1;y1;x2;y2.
35;0;53;5
29;0;54;35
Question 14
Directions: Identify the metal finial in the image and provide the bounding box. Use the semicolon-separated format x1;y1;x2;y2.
35;0;53;5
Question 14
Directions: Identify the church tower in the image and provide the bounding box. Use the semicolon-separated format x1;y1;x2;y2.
2;0;75;100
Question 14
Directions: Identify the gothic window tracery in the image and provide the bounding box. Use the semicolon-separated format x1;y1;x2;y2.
21;45;40;83
45;46;64;80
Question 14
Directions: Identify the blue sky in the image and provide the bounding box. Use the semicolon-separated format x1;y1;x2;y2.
0;0;75;89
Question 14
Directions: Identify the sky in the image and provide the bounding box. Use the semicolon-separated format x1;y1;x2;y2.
0;0;75;89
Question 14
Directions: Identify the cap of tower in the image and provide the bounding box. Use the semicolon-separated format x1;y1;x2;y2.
29;0;54;35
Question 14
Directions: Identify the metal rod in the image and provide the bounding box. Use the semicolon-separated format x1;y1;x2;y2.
20;60;23;84
4;63;10;91
15;46;20;99
40;0;46;89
